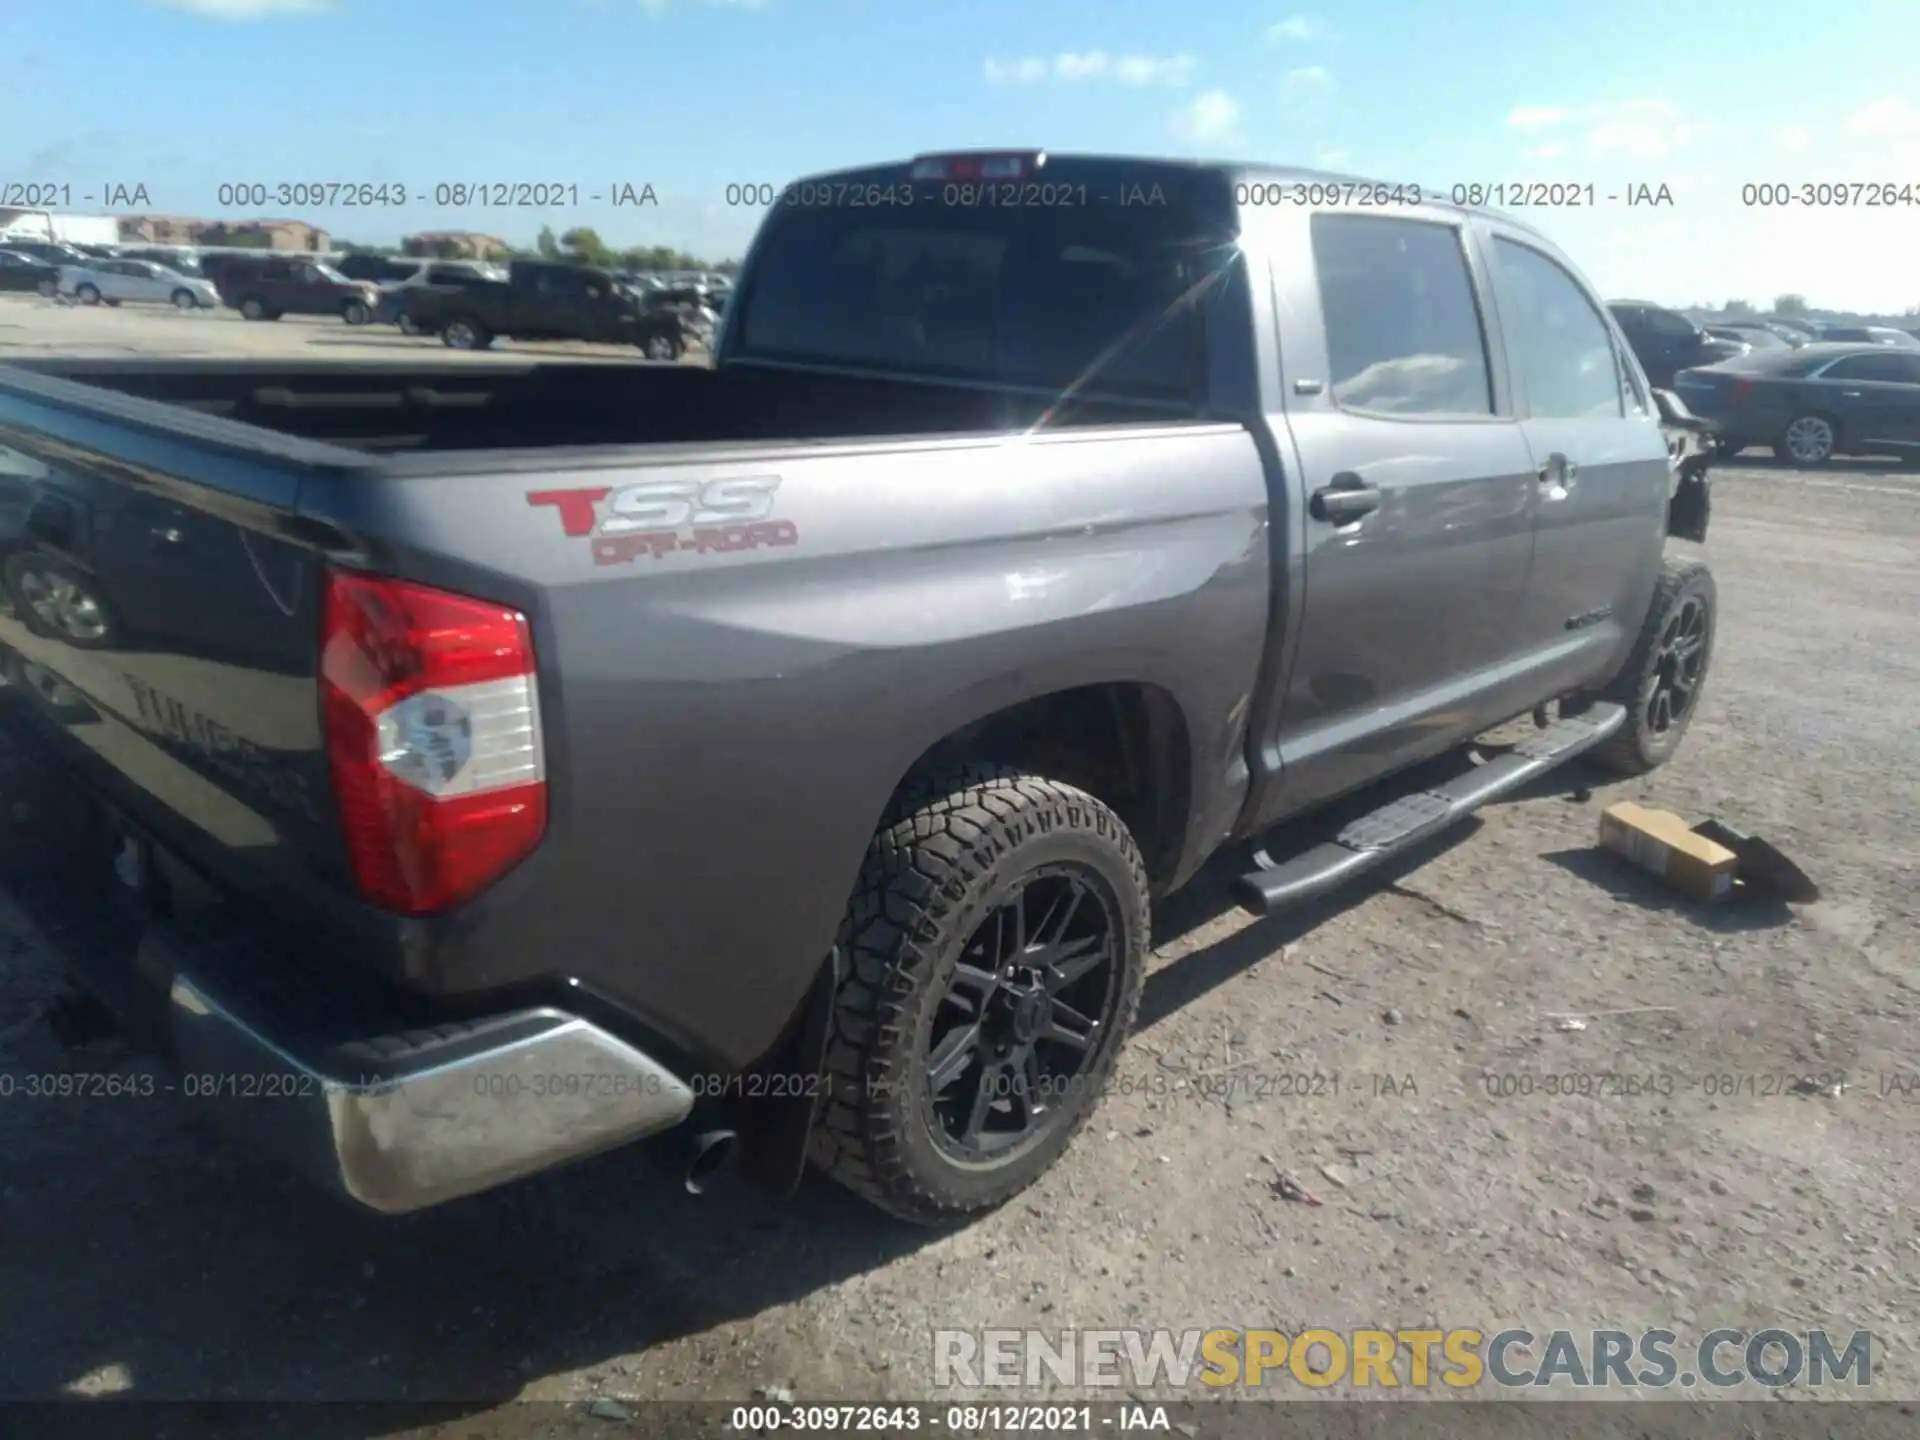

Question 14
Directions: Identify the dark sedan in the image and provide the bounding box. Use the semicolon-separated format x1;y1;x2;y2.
1673;343;1920;466
0;249;60;295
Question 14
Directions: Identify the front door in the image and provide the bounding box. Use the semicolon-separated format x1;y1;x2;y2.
1253;206;1541;822
1809;350;1920;453
1478;226;1671;698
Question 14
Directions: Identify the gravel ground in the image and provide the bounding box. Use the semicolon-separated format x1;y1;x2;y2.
0;315;1914;1433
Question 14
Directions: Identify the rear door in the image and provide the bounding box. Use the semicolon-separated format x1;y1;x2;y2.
1812;350;1920;451
1255;204;1541;818
1479;224;1669;695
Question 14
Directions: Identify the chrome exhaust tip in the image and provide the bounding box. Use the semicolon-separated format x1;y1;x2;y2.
685;1129;738;1195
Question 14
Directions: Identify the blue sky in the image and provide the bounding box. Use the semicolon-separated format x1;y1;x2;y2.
5;0;1920;309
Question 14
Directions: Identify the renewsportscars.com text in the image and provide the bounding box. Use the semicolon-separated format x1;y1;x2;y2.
933;1327;1875;1390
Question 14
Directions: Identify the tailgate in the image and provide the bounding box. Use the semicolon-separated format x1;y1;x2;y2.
0;365;356;903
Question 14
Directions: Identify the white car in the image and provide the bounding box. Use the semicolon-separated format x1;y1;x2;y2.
59;259;219;311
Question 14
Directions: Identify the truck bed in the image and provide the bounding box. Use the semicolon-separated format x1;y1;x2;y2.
0;355;1269;1075
0;357;1190;456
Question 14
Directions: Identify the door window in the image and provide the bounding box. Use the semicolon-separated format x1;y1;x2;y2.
1641;306;1698;339
1822;352;1914;383
1492;238;1625;419
1309;214;1493;416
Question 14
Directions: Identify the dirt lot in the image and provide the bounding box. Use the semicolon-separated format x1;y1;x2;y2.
0;306;1915;1432
0;290;689;363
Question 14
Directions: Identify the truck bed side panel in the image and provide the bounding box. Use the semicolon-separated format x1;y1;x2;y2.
311;425;1272;1069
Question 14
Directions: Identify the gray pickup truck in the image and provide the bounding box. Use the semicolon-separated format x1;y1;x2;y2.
0;152;1714;1226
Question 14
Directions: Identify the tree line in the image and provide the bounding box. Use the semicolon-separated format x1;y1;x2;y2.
335;225;738;274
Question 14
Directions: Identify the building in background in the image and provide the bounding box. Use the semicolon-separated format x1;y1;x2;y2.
0;209;121;246
116;216;331;250
402;230;512;260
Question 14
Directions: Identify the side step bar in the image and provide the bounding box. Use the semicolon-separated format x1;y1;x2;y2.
1234;703;1626;916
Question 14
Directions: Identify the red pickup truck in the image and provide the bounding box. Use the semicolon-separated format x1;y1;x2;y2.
208;255;382;324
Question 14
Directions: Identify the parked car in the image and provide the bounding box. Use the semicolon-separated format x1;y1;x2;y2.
1673;342;1920;464
0;240;95;269
1607;301;1747;389
1813;324;1920;349
0;250;59;296
331;252;427;284
212;256;382;323
0;150;1714;1226
1757;316;1823;344
399;259;688;356
372;261;509;333
57;259;219;311
113;247;209;278
1704;324;1787;352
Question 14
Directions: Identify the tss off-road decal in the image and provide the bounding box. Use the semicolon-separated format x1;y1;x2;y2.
527;477;798;566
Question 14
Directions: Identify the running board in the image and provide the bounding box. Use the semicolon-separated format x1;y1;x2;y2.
1233;703;1626;916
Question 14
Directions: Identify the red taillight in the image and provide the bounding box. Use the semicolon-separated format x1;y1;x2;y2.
320;569;546;915
909;151;1045;181
1729;379;1754;407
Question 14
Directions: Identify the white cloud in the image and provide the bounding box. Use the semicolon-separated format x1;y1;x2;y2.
1281;64;1335;95
1772;124;1813;156
1171;90;1243;144
158;0;331;16
984;56;1048;85
1055;51;1111;80
1279;65;1336;126
1505;100;1709;162
1507;106;1568;131
1267;14;1330;42
1115;53;1196;86
985;52;1194;87
1521;141;1569;161
1843;97;1920;140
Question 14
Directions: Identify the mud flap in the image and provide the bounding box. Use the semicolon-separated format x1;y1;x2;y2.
734;944;843;1199
1669;460;1710;543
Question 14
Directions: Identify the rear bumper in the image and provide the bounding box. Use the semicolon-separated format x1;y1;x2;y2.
161;948;697;1214
1;724;696;1214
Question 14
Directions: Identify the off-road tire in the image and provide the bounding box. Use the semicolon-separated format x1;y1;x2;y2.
1575;557;1716;776
809;765;1149;1225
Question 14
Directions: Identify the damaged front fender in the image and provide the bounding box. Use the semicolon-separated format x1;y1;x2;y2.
1654;387;1713;543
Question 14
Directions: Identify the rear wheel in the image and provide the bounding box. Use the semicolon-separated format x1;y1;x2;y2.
239;295;267;320
75;283;101;306
1573;557;1716;776
642;332;680;361
1776;413;1837;467
35;276;56;298
396;313;423;336
810;766;1149;1225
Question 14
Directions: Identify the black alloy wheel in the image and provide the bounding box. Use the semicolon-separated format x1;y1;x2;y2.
1646;592;1708;737
923;866;1121;1161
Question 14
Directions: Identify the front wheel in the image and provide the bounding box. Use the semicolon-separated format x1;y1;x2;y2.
239;295;267;320
75;283;101;306
810;766;1149;1225
171;289;198;311
396;313;423;336
1574;557;1716;776
641;332;680;361
35;277;57;298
